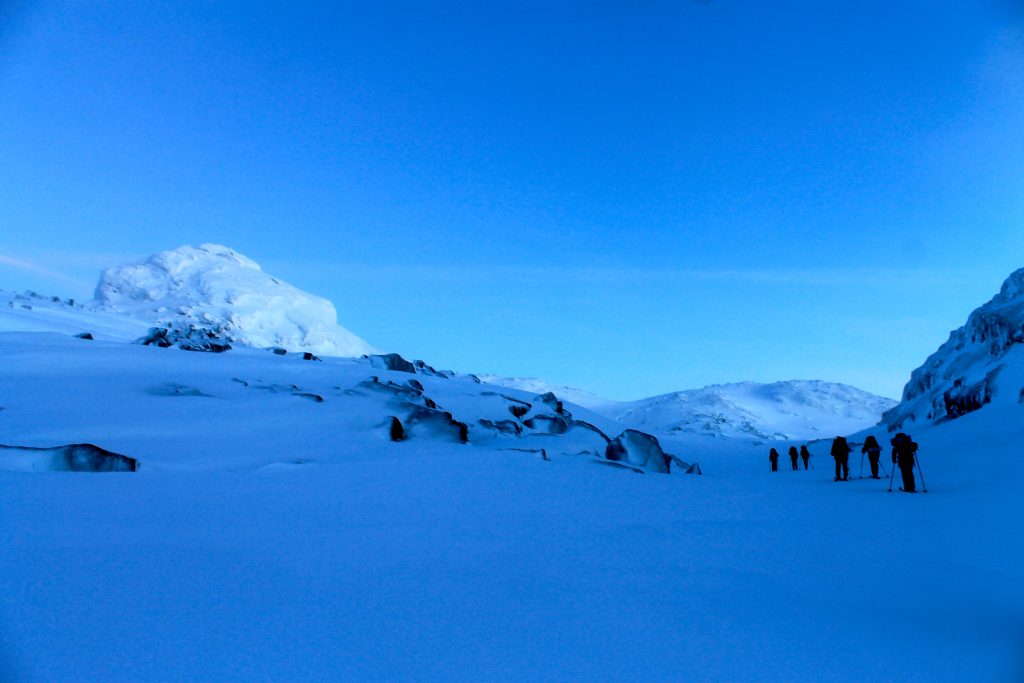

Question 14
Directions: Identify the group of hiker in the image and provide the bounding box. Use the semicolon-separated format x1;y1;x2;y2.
768;445;811;471
769;432;922;493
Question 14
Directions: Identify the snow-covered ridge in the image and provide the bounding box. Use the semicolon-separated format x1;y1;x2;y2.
883;267;1024;430
93;244;376;357
477;375;610;409
481;376;895;441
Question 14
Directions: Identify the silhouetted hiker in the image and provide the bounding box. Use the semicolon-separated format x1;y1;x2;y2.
862;435;882;479
788;446;799;470
769;448;779;472
891;432;918;492
800;445;810;470
830;436;851;481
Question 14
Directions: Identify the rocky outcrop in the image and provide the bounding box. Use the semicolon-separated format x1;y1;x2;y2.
0;443;139;472
884;267;1024;429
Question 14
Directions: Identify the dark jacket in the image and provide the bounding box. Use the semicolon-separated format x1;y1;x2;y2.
799;445;810;460
862;435;881;455
830;437;851;459
769;448;780;461
891;433;917;468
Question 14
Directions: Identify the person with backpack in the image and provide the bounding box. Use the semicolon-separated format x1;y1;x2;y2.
788;445;799;470
769;447;780;472
799;444;811;470
830;436;851;481
862;435;882;479
891;432;918;492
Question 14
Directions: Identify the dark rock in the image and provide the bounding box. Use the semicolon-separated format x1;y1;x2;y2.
136;327;174;348
147;383;213;398
523;414;570;435
500;447;549;461
180;340;231;353
389;416;405;442
412;360;451;378
401;403;469;443
302;352;322;361
941;366;1003;420
294;392;324;402
508;404;530;419
605;430;671;474
535;391;562;411
73;332;94;340
0;443;139;472
479;419;524;436
348;377;422;401
269;347;288;355
407;379;425;392
368;353;416;373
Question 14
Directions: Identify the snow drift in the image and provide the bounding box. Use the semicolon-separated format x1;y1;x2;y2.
93;244;375;357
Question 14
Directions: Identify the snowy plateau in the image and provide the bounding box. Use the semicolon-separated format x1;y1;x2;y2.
1;251;1022;683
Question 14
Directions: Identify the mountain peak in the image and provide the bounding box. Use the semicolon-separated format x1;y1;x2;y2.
93;244;376;357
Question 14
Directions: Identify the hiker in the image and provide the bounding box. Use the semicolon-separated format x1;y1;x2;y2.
830;436;851;481
788;445;799;470
891;432;918;492
799;444;810;470
769;447;780;472
862;435;882;479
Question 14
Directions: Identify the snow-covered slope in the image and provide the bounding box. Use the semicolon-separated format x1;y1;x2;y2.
884;267;1024;430
477;375;610;409
481;376;895;441
605;381;896;441
1;288;149;340
93;244;375;357
1;307;1021;681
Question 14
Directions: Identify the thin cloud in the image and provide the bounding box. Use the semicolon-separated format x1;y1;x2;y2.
0;253;94;293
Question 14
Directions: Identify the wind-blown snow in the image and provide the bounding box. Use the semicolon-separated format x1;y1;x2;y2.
884;266;1024;430
93;244;376;357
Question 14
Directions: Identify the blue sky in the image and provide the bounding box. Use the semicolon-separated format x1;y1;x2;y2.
1;0;1022;399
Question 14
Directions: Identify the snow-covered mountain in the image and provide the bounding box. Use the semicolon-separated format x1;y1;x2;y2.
883;266;1024;431
93;244;375;357
482;376;895;441
476;375;610;409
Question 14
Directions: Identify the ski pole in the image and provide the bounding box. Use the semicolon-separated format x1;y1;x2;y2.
888;453;896;492
916;454;928;493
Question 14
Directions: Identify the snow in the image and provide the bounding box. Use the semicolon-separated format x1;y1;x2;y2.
1;268;1022;682
485;376;896;442
93;244;376;357
884;267;1024;430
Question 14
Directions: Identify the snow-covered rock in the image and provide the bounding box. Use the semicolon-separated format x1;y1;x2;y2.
93;244;375;357
883;267;1024;430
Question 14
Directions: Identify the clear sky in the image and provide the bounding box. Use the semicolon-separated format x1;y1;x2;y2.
1;1;1022;400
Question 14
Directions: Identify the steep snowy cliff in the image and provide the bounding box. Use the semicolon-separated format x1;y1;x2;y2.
883;267;1024;430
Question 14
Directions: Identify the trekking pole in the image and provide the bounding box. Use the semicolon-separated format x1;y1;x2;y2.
915;454;928;493
887;455;896;492
879;460;890;478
